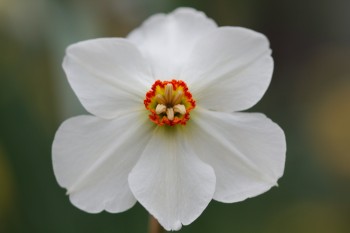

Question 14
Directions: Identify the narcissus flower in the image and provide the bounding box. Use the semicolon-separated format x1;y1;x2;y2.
52;7;286;231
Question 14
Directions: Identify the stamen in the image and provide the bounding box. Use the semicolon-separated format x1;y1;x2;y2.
166;108;174;120
164;83;173;102
173;104;186;115
172;91;183;105
155;104;166;114
156;94;166;105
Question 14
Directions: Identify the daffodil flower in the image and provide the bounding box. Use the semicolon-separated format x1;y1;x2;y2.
52;7;286;231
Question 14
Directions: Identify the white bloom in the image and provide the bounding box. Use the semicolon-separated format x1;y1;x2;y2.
52;7;286;231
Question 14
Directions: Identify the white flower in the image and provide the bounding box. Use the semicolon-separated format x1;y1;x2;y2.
52;7;286;231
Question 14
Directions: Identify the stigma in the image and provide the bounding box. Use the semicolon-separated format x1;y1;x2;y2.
144;80;196;126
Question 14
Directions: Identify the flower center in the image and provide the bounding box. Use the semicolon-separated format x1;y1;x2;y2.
144;80;196;126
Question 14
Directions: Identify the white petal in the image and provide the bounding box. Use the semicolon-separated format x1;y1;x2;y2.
188;109;285;203
127;7;217;79
128;126;216;231
180;27;273;112
52;111;154;213
63;38;153;119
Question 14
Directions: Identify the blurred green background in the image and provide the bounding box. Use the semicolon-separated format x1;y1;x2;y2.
1;0;350;232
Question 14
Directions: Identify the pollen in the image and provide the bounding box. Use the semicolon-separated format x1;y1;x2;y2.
144;80;196;126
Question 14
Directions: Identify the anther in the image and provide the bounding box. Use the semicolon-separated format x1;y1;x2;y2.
166;108;174;120
165;83;173;102
156;94;166;104
173;104;186;115
156;104;166;114
172;91;183;105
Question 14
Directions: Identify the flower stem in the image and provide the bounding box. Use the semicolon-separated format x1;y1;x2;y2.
148;215;165;233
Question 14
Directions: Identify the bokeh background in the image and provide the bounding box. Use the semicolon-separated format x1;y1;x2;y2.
1;0;350;232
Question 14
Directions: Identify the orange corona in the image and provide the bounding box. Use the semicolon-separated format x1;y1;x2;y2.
144;80;196;126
